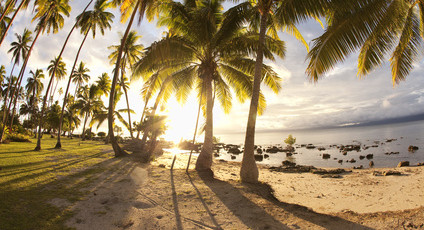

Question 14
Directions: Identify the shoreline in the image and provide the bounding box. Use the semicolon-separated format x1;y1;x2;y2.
156;150;424;214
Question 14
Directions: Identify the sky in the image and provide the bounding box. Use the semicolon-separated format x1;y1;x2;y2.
1;1;424;143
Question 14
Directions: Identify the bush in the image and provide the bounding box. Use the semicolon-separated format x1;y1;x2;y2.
97;132;106;137
6;133;31;142
284;134;296;146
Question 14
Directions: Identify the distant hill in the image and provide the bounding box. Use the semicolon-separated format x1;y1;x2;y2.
344;113;424;128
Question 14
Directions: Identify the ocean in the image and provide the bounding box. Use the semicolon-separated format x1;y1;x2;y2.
215;120;424;168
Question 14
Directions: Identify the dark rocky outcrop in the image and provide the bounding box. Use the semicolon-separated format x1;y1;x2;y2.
397;161;409;167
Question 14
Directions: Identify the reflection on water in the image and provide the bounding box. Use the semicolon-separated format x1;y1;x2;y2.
215;121;424;168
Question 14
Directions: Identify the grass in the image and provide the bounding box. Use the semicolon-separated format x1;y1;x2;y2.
0;137;117;230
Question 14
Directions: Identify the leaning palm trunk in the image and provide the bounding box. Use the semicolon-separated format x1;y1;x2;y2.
136;88;152;139
186;84;203;172
0;63;16;141
240;12;269;183
120;59;133;139
8;74;25;130
56;25;91;148
195;74;213;172
108;0;141;157
0;0;15;28
0;0;25;47
0;27;39;141
81;111;89;140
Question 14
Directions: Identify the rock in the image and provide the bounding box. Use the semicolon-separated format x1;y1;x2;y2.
408;145;419;152
317;147;326;151
311;168;348;174
322;153;331;159
366;154;373;159
338;160;343;164
228;147;241;154
254;154;263;161
231;155;236;160
214;153;220;157
385;151;399;155
269;165;316;173
383;170;401;176
158;164;166;168
418;162;424;166
256;148;263;154
282;160;296;167
321;174;342;178
359;155;365;160
340;145;361;152
306;144;316;149
286;152;293;157
348;158;356;163
342;151;347;155
397;161;409;167
264;154;269;159
353;165;363;169
369;161;374;167
266;146;279;153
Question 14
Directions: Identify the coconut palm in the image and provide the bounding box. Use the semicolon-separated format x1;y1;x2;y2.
108;30;144;139
134;0;283;171
0;2;13;39
0;0;15;24
235;0;329;183
0;29;32;142
47;57;67;105
307;0;424;85
95;72;111;96
26;69;44;125
71;62;90;97
0;0;32;46
55;0;113;148
107;0;160;157
74;84;104;140
0;65;5;100
63;95;80;137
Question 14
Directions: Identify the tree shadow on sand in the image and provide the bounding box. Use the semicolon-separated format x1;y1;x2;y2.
198;173;373;230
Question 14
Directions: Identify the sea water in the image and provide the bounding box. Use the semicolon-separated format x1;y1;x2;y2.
215;120;424;168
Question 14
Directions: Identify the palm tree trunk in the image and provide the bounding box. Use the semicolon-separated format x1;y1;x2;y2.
195;74;213;173
51;78;59;104
240;12;269;183
0;0;25;46
186;82;204;171
121;65;133;139
8;74;24;130
56;28;90;148
108;0;141;157
0;0;15;26
0;63;15;142
81;111;88;140
136;87;152;139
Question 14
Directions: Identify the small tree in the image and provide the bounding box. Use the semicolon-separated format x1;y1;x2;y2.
284;134;296;150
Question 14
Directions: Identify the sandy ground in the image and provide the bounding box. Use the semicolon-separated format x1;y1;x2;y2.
65;151;424;229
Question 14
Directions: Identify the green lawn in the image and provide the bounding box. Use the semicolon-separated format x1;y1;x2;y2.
0;137;116;230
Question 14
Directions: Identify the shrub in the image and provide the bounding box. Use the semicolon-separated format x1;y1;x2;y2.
6;133;31;142
284;134;296;146
97;132;106;137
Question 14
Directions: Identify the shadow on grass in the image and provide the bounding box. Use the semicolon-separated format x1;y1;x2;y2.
199;173;373;230
0;151;138;229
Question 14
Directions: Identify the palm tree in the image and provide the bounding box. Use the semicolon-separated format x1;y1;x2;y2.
0;65;5;100
47;57;67;106
55;0;114;148
0;29;32;142
134;0;283;171
108;30;144;139
63;95;80;137
237;0;328;183
307;0;424;85
74;84;104;140
0;0;32;46
33;0;72;151
95;72;111;96
26;69;44;127
71;62;91;97
0;2;13;39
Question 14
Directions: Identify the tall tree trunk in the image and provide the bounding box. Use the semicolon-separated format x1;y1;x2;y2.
240;12;268;183
1;27;40;140
120;57;133;139
0;0;25;46
108;0;141;157
186;82;204;171
0;63;15;142
136;87;152;139
8;75;24;130
56;27;90;148
0;0;15;26
37;0;93;150
195;75;213;172
81;111;88;140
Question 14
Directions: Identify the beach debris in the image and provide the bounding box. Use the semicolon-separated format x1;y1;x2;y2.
359;155;365;160
386;138;397;142
311;168;348;175
322;153;331;159
373;170;402;176
366;154;374;159
269;165;316;173
369;161;374;167
317;147;326;151
254;154;264;162
385;151;399;155
397;161;410;167
282;160;296;167
408;145;419;152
